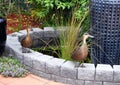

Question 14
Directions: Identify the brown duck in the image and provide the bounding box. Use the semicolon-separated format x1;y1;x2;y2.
21;27;33;52
39;22;44;30
71;33;94;67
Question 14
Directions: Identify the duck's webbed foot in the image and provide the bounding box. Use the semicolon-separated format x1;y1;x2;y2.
80;63;85;67
75;62;85;68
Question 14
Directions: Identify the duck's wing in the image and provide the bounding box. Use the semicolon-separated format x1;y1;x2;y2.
71;44;88;60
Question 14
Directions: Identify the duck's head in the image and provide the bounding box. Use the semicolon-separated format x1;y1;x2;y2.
83;33;94;40
26;26;33;32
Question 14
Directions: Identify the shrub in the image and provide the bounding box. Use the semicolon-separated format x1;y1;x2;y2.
27;0;89;27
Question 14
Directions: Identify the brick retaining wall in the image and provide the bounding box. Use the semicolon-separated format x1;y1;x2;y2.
5;27;120;85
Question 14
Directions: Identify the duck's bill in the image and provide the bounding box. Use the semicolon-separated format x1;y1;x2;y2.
88;34;94;38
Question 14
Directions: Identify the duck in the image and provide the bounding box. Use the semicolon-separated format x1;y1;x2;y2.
39;22;44;30
21;27;33;53
71;33;94;67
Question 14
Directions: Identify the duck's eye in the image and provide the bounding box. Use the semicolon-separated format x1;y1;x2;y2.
84;33;88;35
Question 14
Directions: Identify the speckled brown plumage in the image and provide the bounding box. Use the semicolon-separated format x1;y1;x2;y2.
21;28;32;49
71;33;94;67
71;43;88;61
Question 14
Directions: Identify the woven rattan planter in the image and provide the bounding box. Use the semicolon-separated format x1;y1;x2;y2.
90;0;120;66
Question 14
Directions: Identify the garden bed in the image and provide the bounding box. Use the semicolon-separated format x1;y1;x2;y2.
7;13;39;34
4;27;120;85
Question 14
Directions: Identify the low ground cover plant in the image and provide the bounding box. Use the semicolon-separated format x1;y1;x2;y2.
0;56;29;77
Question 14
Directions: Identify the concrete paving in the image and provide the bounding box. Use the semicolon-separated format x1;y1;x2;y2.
0;74;67;85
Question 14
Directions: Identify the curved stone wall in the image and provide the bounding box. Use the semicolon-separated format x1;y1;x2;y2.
5;27;120;85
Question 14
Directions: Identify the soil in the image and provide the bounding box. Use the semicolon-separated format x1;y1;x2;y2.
6;13;39;34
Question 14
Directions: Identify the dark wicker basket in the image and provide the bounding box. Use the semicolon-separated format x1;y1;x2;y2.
90;0;120;66
0;17;6;56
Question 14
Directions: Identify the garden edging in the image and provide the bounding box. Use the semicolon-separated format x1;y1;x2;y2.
5;27;120;85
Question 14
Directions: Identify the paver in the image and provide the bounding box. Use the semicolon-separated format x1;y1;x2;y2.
96;64;113;82
113;65;120;82
78;63;95;80
61;61;78;79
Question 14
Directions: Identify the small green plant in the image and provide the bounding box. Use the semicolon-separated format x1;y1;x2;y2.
32;46;61;58
0;56;29;77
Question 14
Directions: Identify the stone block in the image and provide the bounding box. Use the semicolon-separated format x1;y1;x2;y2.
31;51;43;57
25;66;33;71
32;55;53;72
6;41;21;48
51;75;67;84
55;28;66;36
66;78;77;85
103;82;120;85
78;63;95;80
46;58;65;75
96;64;113;82
5;45;17;57
4;45;11;56
32;31;44;38
44;31;56;37
113;65;120;82
33;51;43;56
44;27;54;31
61;61;78;79
44;27;55;37
32;28;44;32
12;48;24;63
8;32;24;37
75;79;85;85
7;36;19;43
31;69;51;80
23;53;33;67
85;81;102;85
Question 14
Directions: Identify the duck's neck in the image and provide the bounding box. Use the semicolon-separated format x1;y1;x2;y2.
27;29;30;36
83;37;87;44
